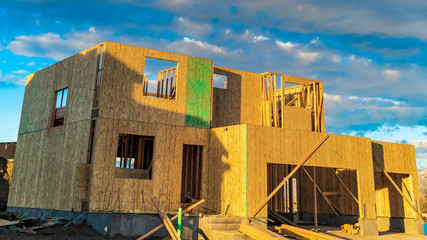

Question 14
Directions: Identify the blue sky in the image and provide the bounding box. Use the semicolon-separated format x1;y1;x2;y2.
0;0;426;168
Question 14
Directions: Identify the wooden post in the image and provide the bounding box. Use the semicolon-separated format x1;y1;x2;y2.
251;135;329;217
137;199;205;240
150;197;181;240
281;75;284;128
329;168;359;204
314;166;318;229
373;160;424;221
302;167;339;216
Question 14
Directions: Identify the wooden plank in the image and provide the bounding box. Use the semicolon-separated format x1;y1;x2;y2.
251;135;329;217
137;199;205;240
301;167;339;216
277;224;343;240
313;166;318;228
329;168;359;204
268;208;297;226
151;197;181;240
373;159;423;220
281;77;284;128
239;222;289;240
286;97;299;106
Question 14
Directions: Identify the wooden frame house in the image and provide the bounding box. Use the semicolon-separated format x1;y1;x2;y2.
8;42;423;236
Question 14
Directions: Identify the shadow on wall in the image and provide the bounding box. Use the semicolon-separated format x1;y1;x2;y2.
372;142;407;232
85;47;232;214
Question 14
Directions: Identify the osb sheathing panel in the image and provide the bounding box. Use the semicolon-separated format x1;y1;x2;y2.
88;120;209;213
207;125;247;216
282;106;312;131
372;141;417;175
298;168;359;216
8;46;98;211
99;42;213;127
245;125;376;219
371;141;420;219
374;172;415;218
212;66;262;128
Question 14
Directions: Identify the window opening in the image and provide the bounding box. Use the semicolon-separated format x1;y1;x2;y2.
53;88;68;127
181;145;203;203
213;73;227;89
143;57;178;100
116;134;154;179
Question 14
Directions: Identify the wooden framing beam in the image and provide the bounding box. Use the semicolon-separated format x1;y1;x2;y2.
329;168;359;204
240;222;289;240
137;199;205;240
286;96;299;106
268;208;297;226
151;197;181;240
276;224;343;240
251;135;329;217
373;160;423;220
313;166;318;228
302;167;339;216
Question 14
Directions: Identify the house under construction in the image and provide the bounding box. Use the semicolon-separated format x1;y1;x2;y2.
7;42;424;238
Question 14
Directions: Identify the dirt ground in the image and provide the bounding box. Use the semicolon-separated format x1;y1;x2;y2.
0;212;170;240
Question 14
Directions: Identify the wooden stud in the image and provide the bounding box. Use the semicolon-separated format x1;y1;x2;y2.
302;167;339;216
373;159;423;220
251;135;329;217
137;199;205;240
329;168;359;204
151;197;181;240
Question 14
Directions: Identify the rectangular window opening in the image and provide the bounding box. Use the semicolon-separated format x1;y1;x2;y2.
181;145;203;203
53;88;68;127
143;57;178;100
213;73;228;89
116;134;154;179
284;82;305;107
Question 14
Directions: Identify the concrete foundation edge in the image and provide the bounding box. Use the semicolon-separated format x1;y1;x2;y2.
7;206;200;239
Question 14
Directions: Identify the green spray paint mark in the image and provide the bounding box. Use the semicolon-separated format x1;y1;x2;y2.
185;57;212;128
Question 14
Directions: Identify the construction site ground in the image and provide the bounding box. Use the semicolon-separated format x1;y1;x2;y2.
0;211;167;240
297;225;427;240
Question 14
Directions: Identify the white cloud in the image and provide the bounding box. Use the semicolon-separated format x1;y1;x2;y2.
6;29;104;60
2;61;6;64
253;35;269;42
26;62;36;66
310;37;320;44
89;27;96;33
12;70;30;74
275;40;297;52
180;37;226;55
226;29;231;35
348;54;371;65
296;50;320;65
331;55;341;63
0;70;26;85
325;93;426;133
382;69;401;81
174;17;212;37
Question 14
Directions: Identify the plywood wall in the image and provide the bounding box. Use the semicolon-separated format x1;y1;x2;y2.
206;125;247;216
212;67;262;127
245;125;376;219
372;141;419;219
8;45;98;211
98;42;213;128
88;120;209;213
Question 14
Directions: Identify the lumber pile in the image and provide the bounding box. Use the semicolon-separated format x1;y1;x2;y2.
239;221;289;240
275;224;343;240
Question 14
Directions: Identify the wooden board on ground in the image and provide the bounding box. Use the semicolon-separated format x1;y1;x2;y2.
239;222;289;240
276;224;343;240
